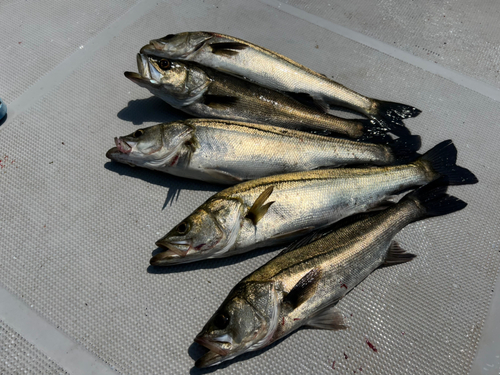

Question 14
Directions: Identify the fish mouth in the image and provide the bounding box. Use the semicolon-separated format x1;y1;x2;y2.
194;337;230;357
139;41;163;55
106;147;119;160
113;137;133;154
151;239;192;266
125;54;164;87
194;336;234;368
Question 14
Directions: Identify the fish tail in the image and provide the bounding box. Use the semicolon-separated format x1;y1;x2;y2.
418;140;478;185
406;181;467;219
369;100;421;137
387;134;422;163
355;119;394;144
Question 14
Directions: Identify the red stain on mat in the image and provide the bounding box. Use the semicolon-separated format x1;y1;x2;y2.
366;339;377;352
344;352;348;359
341;284;347;289
331;360;335;369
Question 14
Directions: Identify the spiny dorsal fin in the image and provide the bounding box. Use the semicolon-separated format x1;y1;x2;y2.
283;268;322;309
379;241;416;268
210;42;248;57
246;186;275;225
203;95;239;109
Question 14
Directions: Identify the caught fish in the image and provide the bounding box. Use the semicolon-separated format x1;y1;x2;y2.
106;119;421;184
125;54;389;140
151;140;477;266
140;32;421;134
193;183;467;367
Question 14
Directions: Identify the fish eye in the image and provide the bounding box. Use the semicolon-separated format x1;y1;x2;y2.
133;129;144;138
213;313;229;329
163;34;175;40
159;59;171;70
176;221;190;234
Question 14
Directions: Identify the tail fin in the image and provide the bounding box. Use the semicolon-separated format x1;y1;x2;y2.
406;181;467;219
387;134;422;162
419;140;478;185
371;100;421;137
356;119;393;144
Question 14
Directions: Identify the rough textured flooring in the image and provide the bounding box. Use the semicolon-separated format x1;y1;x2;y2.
0;1;498;374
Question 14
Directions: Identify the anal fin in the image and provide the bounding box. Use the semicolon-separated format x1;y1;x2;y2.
379;241;416;268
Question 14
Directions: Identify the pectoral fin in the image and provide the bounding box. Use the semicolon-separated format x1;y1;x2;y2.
210;42;248;56
378;241;416;268
246;186;274;225
203;95;239;109
306;305;348;330
283;268;322;309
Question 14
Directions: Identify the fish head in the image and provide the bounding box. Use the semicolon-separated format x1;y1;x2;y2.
140;31;214;59
152;198;246;265
124;54;210;107
106;122;196;168
194;282;280;367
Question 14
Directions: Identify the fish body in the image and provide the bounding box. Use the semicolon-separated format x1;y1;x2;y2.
125;54;387;139
106;119;420;184
194;184;468;367
140;32;421;133
152;140;477;265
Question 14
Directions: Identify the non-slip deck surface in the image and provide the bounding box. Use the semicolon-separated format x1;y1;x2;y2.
0;1;499;374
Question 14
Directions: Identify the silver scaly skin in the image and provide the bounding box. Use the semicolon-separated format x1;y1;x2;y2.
140;32;421;135
193;184;468;367
124;54;386;139
106;119;419;185
151;140;477;266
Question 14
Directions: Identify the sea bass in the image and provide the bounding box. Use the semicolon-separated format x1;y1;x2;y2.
125;54;389;140
193;183;467;367
106;119;420;184
151;140;477;266
140;32;421;133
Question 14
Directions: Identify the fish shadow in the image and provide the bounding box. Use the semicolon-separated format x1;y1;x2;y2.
187;326;308;373
147;245;281;274
117;96;187;125
103;161;221;208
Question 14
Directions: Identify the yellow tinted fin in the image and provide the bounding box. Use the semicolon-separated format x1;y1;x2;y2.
246;186;274;225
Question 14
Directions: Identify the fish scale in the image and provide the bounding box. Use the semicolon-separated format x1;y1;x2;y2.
193;184;470;367
152;140;477;266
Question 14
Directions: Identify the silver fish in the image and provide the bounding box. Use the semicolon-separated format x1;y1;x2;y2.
140;32;421;134
125;54;387;140
193;183;467;367
151;140;477;266
106;119;420;185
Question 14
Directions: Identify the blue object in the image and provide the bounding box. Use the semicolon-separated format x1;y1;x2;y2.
0;97;6;121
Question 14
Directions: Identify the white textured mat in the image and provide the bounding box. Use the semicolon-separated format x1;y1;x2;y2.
0;1;499;374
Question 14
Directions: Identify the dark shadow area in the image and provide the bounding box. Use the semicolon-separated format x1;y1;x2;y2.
117;96;187;125
0;113;7;126
103;161;222;208
187;326;308;374
147;245;282;274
